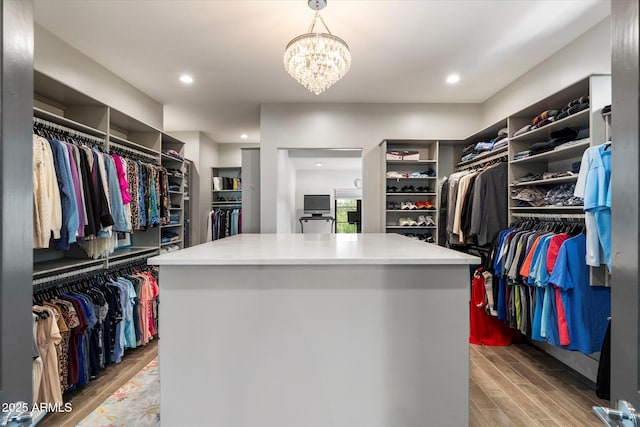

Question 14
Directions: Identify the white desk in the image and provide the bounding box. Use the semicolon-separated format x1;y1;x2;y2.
149;233;479;427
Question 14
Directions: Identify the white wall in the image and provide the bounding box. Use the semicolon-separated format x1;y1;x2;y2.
218;143;260;167
260;103;481;233
481;17;611;127
34;24;163;129
174;131;220;244
294;169;362;233
276;150;297;233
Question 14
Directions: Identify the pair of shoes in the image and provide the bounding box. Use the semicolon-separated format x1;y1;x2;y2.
415;186;433;193
415;200;434;210
386;201;400;210
416;215;435;226
401;200;417;210
387;186;399;193
398;217;418;226
400;185;416;192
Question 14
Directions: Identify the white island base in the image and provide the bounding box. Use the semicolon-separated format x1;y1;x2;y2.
149;234;479;427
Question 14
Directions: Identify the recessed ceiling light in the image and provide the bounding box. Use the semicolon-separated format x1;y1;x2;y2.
179;74;194;84
315;162;323;167
240;134;248;139
446;74;460;84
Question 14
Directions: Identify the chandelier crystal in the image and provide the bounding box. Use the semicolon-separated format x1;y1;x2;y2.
284;1;351;95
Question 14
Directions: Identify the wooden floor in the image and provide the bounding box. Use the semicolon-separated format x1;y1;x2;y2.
38;340;607;426
470;343;608;426
38;339;158;427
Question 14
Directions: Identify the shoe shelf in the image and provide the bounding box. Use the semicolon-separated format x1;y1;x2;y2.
386;226;437;229
386;209;437;213
382;139;439;244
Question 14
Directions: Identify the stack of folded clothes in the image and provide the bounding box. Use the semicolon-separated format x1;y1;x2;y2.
527;127;590;155
511;184;583;207
512;95;590;137
459;128;509;163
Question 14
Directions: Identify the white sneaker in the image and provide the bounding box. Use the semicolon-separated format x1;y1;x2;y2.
425;216;436;226
400;200;412;210
398;217;410;226
417;216;427;226
407;218;418;226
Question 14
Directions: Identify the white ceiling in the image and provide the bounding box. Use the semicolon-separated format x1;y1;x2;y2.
34;0;610;144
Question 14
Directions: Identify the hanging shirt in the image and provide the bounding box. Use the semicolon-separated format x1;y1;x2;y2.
33;135;62;248
574;142;612;268
549;234;611;354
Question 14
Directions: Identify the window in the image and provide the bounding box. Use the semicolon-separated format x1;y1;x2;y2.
335;198;359;233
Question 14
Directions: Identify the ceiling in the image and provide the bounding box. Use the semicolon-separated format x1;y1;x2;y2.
34;0;610;144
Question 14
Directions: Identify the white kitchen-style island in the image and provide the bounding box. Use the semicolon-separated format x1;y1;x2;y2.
148;233;479;427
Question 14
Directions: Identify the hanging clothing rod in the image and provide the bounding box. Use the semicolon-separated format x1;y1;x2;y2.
109;141;159;162
456;154;508;171
33;262;105;287
107;251;158;269
511;212;585;220
33;116;106;145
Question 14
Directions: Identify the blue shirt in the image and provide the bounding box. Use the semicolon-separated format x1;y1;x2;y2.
49;139;79;249
549;234;611;354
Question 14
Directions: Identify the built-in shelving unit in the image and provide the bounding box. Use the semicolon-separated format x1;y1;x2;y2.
212;166;242;207
381;140;439;244
32;70;192;275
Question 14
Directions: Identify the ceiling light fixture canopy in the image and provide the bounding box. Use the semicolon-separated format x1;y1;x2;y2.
284;0;351;95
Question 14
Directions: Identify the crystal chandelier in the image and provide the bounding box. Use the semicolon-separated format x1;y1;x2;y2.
284;0;351;95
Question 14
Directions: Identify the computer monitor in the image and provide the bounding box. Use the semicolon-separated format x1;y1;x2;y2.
304;194;331;216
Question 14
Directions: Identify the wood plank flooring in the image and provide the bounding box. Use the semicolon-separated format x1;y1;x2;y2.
470;343;609;427
38;339;158;427
37;340;607;426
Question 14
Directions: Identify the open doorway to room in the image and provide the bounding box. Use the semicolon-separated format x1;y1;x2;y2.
276;148;362;234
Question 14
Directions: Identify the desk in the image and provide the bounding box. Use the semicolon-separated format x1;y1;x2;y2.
149;234;479;427
299;215;335;233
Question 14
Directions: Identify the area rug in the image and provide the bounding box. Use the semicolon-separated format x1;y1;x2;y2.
76;358;159;427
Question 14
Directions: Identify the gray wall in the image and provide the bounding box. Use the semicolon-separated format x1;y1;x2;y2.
175;131;220;245
34;24;163;129
1;0;34;406
481;17;611;127
611;0;639;407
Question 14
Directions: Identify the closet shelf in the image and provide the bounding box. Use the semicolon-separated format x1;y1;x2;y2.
386;177;437;180
386;209;437;213
169;190;183;195
510;206;584;210
170;207;183;211
510;175;578;187
212;202;242;206
456;146;508;168
33;107;107;138
510;139;590;164
109;134;159;155
161;223;183;228
109;246;159;261
510;109;590;143
386;226;437;229
33;257;105;278
161;153;184;163
386;192;437;196
386;160;437;165
161;239;182;247
213;189;242;192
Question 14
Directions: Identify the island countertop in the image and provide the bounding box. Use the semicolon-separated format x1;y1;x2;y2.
148;233;480;266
